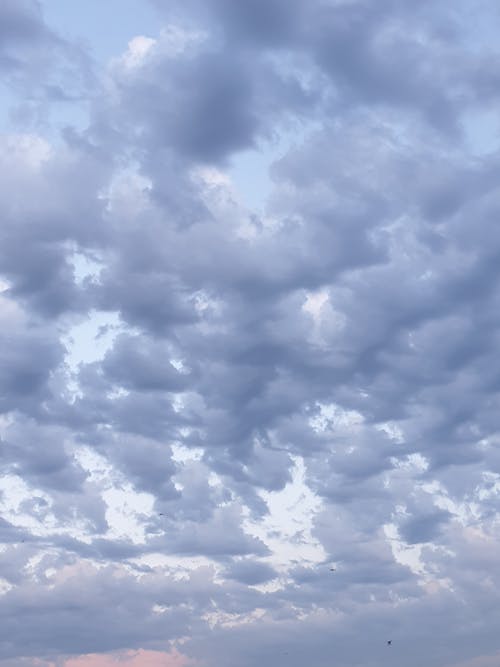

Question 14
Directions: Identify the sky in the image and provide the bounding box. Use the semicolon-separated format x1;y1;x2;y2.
2;0;500;666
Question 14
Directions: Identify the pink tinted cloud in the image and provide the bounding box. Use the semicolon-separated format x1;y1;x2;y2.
64;648;191;667
445;653;500;667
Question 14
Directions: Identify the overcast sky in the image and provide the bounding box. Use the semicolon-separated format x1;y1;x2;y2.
2;1;500;666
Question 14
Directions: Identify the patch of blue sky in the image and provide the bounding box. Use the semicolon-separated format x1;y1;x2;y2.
228;121;321;212
42;0;160;65
228;147;276;213
462;109;500;156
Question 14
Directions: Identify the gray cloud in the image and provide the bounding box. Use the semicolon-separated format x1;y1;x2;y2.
0;0;57;73
0;0;93;129
2;1;500;666
399;510;452;545
224;558;278;585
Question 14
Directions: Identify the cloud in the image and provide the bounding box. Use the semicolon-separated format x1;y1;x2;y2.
445;653;500;667
64;648;190;667
399;509;452;545
0;0;92;124
2;1;500;666
223;559;277;585
0;0;58;74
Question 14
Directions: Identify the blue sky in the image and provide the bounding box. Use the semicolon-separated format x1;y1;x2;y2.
44;0;159;63
2;2;500;667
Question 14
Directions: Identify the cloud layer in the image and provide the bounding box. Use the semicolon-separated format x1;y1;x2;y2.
1;1;500;666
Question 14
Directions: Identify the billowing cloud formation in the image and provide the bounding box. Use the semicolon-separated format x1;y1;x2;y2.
1;1;500;666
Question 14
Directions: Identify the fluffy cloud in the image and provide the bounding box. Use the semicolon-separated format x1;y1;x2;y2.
1;1;500;666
